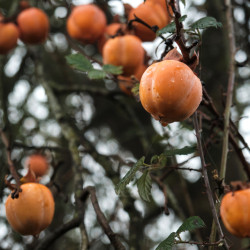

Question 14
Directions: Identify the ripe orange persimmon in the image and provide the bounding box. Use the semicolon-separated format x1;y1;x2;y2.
128;1;170;41
139;60;202;125
5;183;55;236
17;7;49;44
26;154;49;177
220;189;250;238
67;4;107;44
0;22;19;54
103;35;144;76
98;23;126;53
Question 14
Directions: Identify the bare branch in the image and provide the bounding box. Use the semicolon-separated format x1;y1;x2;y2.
35;217;83;250
0;129;21;199
193;112;230;249
81;186;126;250
220;0;237;182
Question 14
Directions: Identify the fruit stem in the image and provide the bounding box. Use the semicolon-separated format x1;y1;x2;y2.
193;112;230;250
128;14;165;40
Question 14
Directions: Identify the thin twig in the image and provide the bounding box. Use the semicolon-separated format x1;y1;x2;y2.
151;175;170;215
35;216;83;250
81;186;126;250
0;129;21;198
202;88;250;179
176;239;223;247
193;112;230;249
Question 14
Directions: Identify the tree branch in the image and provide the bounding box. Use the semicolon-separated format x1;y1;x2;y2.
35;217;83;250
0;129;21;198
219;0;237;183
202;88;250;179
193;112;230;249
81;186;126;250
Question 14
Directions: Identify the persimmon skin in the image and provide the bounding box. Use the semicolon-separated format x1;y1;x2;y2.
26;154;49;177
103;35;144;76
148;0;172;16
0;22;19;54
139;60;202;125
128;1;170;41
220;189;250;238
98;23;126;53
67;4;107;44
5;183;55;236
17;7;49;44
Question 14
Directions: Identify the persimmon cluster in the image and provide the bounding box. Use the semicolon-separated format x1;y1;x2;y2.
66;2;202;125
66;1;172;94
0;4;49;54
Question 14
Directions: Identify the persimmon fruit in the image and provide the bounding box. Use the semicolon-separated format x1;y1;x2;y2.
220;189;250;238
98;23;126;53
103;35;144;76
67;4;107;44
17;7;49;44
26;154;49;177
139;60;202;125
128;1;171;41
0;22;19;54
5;183;55;236
148;0;172;16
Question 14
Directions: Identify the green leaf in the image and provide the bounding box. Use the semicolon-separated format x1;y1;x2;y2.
190;17;222;30
163;145;196;157
87;69;106;80
66;53;93;72
156;232;176;250
103;64;123;75
157;15;187;35
137;171;152;202
176;216;206;235
115;157;145;195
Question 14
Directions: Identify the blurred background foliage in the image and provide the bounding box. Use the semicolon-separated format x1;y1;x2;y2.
0;0;249;249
